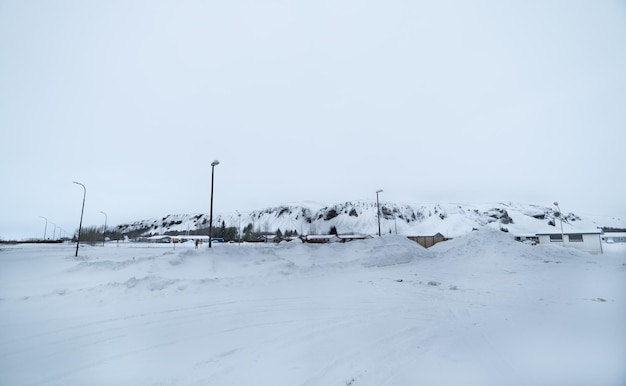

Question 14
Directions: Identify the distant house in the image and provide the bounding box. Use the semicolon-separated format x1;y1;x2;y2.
535;230;603;254
337;234;372;243
514;234;539;245
601;232;626;244
146;235;173;243
142;235;211;243
407;233;450;248
303;235;341;243
300;234;372;244
174;235;211;243
257;235;282;243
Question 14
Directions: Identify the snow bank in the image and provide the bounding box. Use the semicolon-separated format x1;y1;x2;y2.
0;236;624;385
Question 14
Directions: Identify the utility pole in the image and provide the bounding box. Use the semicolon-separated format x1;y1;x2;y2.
208;160;220;248
73;181;86;257
376;189;383;237
100;211;107;247
554;202;564;245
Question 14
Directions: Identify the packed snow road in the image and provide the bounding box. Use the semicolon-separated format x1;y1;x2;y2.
1;231;624;385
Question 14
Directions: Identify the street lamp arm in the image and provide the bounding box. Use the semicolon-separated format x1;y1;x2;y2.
39;216;48;240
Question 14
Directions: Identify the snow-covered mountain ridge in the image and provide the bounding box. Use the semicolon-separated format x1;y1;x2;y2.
115;201;625;238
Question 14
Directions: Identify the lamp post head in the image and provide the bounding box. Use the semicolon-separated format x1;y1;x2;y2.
211;160;220;167
553;202;559;206
376;189;383;193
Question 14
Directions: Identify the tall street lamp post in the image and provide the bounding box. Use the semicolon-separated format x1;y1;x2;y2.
100;211;108;247
73;181;86;257
376;189;383;237
236;210;241;246
50;222;56;240
39;216;47;241
208;160;220;248
554;201;564;244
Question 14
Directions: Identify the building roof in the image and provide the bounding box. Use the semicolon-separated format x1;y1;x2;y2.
337;234;371;240
514;233;539;237
305;235;340;240
176;235;211;240
536;230;601;235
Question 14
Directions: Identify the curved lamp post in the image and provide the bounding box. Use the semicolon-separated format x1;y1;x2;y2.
208;160;220;248
73;181;86;257
100;211;107;247
235;210;242;245
376;189;383;237
39;216;48;241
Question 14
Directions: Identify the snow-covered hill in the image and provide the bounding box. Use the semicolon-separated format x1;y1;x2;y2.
115;201;625;238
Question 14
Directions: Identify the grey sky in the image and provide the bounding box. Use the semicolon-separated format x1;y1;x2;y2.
1;0;625;240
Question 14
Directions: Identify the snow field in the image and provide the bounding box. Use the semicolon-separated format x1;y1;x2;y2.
0;232;624;385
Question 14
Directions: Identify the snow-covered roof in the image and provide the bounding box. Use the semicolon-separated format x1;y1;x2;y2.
337;234;371;239
536;230;602;235
514;233;539;238
175;235;211;240
305;235;340;240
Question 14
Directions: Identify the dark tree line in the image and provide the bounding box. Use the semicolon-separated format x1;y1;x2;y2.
76;222;304;244
74;226;124;244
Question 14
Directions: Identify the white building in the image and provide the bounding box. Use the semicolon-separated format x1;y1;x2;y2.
535;230;603;254
601;232;626;244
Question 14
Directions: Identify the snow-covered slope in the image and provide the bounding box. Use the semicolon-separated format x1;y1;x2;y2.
115;201;625;238
1;232;624;385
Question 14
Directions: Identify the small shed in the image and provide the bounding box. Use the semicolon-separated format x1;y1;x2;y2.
407;233;449;248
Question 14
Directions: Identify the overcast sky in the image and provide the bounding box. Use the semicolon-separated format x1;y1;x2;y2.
1;0;625;240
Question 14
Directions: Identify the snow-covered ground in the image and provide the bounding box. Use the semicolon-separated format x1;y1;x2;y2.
1;232;624;385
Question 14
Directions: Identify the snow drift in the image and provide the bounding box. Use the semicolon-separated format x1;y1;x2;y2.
0;232;624;385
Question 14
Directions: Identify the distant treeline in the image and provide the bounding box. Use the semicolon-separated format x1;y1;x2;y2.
0;239;63;244
77;221;302;244
601;227;626;233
